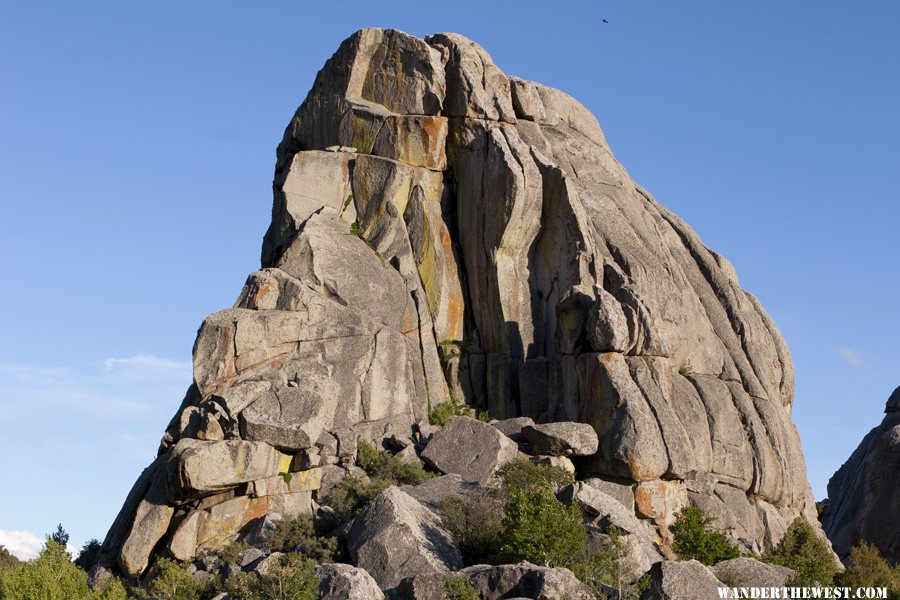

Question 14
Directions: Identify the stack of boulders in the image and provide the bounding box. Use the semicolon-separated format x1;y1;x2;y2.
117;415;798;599
93;26;830;598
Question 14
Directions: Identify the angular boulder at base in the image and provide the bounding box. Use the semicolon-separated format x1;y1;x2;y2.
712;557;796;588
315;563;385;600
641;560;723;600
461;562;594;600
96;26;828;578
347;487;463;591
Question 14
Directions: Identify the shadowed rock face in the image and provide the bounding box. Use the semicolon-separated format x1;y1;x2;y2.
822;387;900;564
97;28;823;578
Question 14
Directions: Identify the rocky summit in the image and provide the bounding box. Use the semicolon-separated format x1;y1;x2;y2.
822;387;900;564
95;28;823;583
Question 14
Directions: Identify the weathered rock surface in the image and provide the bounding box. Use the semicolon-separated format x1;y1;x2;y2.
522;422;599;456
712;557;795;587
642;560;722;600
401;473;484;512
347;487;463;591
315;563;385;600
421;416;519;482
462;562;594;600
822;387;900;564
559;482;664;574
98;27;825;576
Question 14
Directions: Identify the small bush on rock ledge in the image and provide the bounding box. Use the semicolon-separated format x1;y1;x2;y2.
355;440;433;485
670;505;740;566
265;514;344;562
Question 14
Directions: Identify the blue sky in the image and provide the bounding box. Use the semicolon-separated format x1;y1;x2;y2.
1;1;897;558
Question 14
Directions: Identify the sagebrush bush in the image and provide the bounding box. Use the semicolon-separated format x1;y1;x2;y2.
444;575;480;600
428;401;471;426
264;514;343;562
439;493;505;565
670;505;740;566
217;540;251;569
224;552;318;600
763;518;839;586
497;458;574;495
326;475;390;524
356;440;433;485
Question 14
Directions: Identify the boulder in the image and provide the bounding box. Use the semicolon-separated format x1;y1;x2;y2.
582;478;636;513
347;487;463;591
461;562;594;600
642;560;722;600
522;422;599;457
558;482;649;536
712;557;795;588
401;474;484;513
822;388;900;563
421;416;519;482
530;455;575;474
315;563;385;600
490;416;536;444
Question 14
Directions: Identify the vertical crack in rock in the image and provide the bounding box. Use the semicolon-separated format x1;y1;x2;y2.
95;28;828;579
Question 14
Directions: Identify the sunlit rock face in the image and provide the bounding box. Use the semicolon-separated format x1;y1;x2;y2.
97;28;822;578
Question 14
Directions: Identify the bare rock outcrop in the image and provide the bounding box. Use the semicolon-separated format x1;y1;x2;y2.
822;387;900;564
96;27;824;578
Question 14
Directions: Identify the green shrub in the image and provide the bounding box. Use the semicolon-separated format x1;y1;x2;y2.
763;518;839;586
224;552;318;600
499;485;588;566
356;440;433;485
264;514;343;562
497;458;574;496
0;540;127;600
323;475;391;527
149;557;218;600
670;505;740;566
439;493;505;565
217;540;251;569
444;575;479;600
835;542;900;598
428;401;472;426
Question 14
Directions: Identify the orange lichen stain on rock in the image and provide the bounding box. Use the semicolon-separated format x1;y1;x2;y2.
250;281;279;308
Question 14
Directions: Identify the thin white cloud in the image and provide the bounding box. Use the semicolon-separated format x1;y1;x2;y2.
0;529;80;561
0;355;192;421
0;530;43;561
839;348;868;368
103;355;192;379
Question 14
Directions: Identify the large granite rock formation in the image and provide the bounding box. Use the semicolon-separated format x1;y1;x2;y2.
96;28;823;578
822;387;900;564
